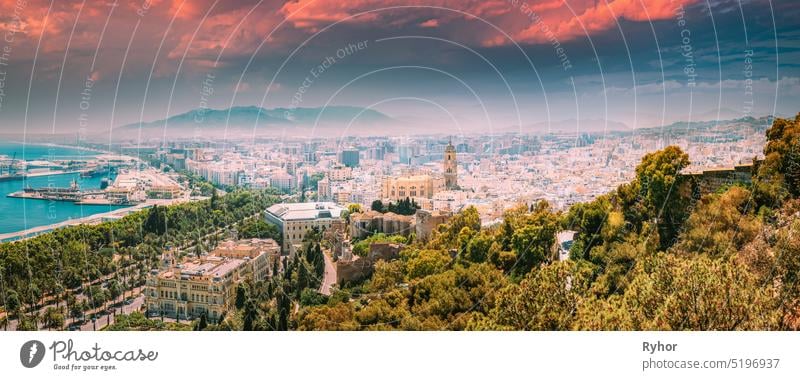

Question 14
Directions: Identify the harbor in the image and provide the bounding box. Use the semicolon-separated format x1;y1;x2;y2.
0;143;191;238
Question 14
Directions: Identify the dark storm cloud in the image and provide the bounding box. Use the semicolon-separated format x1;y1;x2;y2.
0;0;796;134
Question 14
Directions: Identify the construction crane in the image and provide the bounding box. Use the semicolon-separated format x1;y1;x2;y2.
9;152;17;175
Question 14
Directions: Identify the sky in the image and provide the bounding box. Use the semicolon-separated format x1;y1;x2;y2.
0;0;798;136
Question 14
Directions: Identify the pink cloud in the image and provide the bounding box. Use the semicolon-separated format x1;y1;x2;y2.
419;18;439;28
0;0;704;78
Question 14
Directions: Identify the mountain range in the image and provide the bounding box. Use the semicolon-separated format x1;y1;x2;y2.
102;104;776;141
110;106;395;140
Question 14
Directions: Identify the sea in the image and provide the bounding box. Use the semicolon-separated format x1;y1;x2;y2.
0;143;126;237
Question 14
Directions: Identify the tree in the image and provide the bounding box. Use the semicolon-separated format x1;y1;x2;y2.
488;261;591;330
348;204;363;215
235;283;248;310
754;114;800;206
463;231;493;264
430;206;480;249
16;315;37;331
238;219;281;242
511;225;556;275
565;196;612;261
277;289;290;331
386;198;420;216
403;249;451;280
672;186;761;258
509;206;558;276
296;261;309;298
42;307;65;331
4;289;20;318
371;200;385;212
108;280;123;303
70;299;87;323
634;145;691;249
143;206;167;235
772;219;800;329
575;255;778;330
243;299;259;331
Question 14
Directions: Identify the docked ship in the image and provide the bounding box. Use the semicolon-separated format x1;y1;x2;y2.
17;180;83;202
80;165;109;178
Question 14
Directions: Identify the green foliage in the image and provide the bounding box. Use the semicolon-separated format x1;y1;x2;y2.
565;196;612;261
635;145;691;249
104;312;192;331
754;114;800;206
238;218;281;243
42;306;65;330
462;231;493;264
509;202;559;276
299;289;329;307
351;233;407;257
671;186;761;258
402;249;452;280
482;261;592;330
575;255;778;330
235;283;248;310
430;206;480;249
371;197;420;215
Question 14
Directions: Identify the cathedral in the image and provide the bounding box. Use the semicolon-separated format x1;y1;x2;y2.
444;140;458;190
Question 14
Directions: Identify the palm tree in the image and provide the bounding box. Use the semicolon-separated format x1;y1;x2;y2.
43;307;65;331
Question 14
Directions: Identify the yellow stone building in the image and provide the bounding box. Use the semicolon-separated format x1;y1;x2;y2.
144;239;279;321
380;174;444;202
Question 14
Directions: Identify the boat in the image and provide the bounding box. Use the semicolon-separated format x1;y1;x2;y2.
80;165;109;178
0;174;27;182
17;180;83;202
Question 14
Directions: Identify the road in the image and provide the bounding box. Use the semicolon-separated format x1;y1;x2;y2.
80;293;144;331
4;287;144;331
319;250;336;296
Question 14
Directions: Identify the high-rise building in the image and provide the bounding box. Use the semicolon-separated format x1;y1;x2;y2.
339;149;360;168
444;140;458;189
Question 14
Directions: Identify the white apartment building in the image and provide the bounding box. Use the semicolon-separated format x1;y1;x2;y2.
264;202;345;254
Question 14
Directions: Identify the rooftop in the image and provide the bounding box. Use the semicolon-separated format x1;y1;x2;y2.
266;202;345;221
159;256;245;281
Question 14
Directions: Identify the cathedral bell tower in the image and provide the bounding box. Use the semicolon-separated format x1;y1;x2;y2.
444;139;458;190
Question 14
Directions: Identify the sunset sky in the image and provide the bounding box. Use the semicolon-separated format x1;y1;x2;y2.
0;0;798;135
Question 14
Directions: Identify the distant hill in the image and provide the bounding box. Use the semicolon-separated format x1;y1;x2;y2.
506;119;632;134
637;115;772;136
110;106;394;140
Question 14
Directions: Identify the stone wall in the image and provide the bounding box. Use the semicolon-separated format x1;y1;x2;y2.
415;209;452;242
336;242;405;284
683;161;758;194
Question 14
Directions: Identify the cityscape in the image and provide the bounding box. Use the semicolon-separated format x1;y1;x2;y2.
0;113;784;331
0;2;799;378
